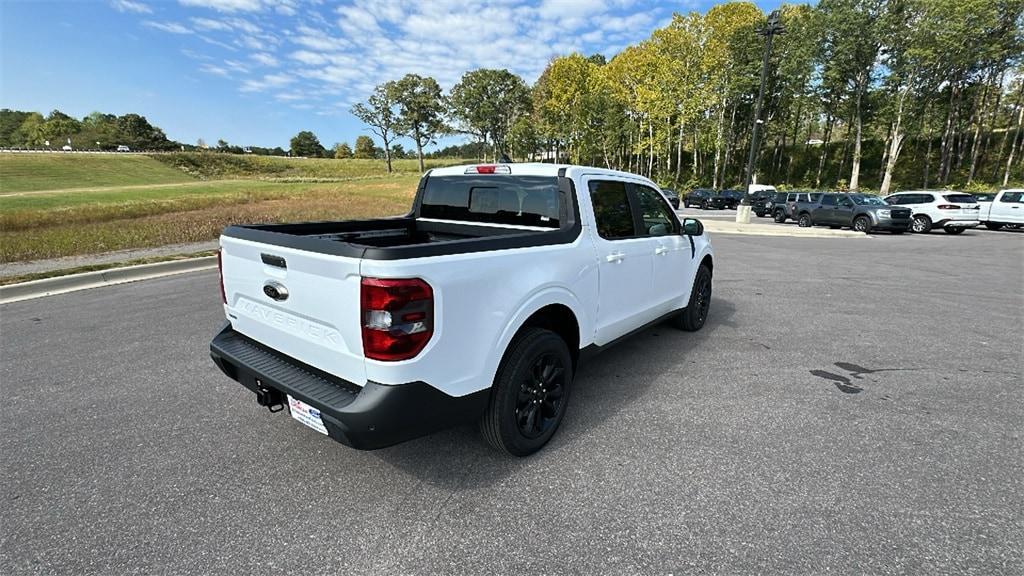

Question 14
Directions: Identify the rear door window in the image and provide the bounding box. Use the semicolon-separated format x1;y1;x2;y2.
589;180;636;239
822;194;837;206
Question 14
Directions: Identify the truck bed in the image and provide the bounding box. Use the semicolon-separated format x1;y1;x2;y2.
223;216;580;260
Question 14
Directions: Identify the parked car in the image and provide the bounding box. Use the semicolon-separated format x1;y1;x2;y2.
660;187;680;209
794;192;912;233
116;145;130;152
708;189;743;210
883;191;980;234
209;163;714;456
61;145;72;151
683;188;715;209
773;191;821;223
975;189;1023;230
751;190;779;217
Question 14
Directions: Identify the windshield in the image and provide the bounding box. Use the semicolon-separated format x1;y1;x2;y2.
420;175;561;228
851;194;888;206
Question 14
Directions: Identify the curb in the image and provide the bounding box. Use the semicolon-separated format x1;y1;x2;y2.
701;221;866;239
0;256;217;304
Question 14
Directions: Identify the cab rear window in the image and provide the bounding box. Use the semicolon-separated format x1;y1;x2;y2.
420;175;561;228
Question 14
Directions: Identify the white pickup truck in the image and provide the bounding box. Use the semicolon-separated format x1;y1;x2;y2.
977;189;1024;230
210;163;714;456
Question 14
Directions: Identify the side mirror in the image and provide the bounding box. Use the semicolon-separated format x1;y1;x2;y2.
682;218;704;236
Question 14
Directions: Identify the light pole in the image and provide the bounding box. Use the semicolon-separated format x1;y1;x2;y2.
737;9;785;224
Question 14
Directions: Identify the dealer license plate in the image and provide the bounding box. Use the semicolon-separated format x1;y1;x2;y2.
287;395;328;435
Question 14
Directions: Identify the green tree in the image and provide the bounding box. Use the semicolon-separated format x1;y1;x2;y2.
289;130;324;157
449;68;531;159
334;141;353;158
0;109;32;146
393;74;448;172
354;135;376;159
351;82;400;172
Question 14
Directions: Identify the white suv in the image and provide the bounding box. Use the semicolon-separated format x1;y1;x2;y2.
883;191;980;234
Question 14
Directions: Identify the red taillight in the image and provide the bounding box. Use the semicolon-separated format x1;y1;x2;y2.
476;165;496;174
937;204;959;210
360;277;433;361
217;250;226;304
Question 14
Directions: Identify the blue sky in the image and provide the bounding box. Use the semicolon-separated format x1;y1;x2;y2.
1;0;783;151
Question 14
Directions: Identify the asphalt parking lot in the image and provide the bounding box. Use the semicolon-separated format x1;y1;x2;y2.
2;230;1022;575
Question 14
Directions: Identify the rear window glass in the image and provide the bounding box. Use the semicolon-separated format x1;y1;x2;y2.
943;194;976;203
420;175;561;228
589;180;635;239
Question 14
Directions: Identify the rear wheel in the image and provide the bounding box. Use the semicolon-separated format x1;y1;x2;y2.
480;328;573;456
773;210;786;223
985;222;1004;231
853;216;872;233
798;213;812;228
911;215;932;233
672;265;712;332
700;200;709;210
944;226;965;235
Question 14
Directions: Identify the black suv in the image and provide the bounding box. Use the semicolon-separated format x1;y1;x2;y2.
683;188;715;209
751;190;778;217
660;188;680;209
708;189;743;210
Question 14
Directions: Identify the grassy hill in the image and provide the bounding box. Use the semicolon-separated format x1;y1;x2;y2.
149;152;459;180
0;152;471;263
0;154;196;193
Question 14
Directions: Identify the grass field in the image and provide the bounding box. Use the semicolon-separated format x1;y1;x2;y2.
0;153;467;264
0;154;196;192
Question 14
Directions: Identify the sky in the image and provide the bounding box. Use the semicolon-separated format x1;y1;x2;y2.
1;0;783;151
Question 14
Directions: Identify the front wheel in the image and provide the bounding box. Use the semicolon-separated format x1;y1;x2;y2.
672;265;712;332
773;210;786;223
480;328;573;456
798;213;812;227
853;216;872;233
944;226;965;235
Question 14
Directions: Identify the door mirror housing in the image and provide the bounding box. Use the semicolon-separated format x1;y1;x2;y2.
682;218;704;236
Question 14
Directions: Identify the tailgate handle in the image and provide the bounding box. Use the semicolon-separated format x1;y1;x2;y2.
261;253;287;269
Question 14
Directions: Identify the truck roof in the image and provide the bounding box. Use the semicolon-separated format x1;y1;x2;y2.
428;162;660;188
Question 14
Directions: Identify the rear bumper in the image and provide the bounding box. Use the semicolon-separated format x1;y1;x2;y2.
209;324;489;450
935;219;980;228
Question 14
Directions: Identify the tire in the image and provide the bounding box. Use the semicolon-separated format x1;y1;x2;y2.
985;222;1004;231
853;216;872;233
672;264;712;332
944;226;965;235
797;213;812;227
754;210;765;218
701;200;709;210
480;327;573;457
773;210;786;223
911;215;932;233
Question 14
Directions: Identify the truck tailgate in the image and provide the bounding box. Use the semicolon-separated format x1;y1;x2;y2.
220;236;366;386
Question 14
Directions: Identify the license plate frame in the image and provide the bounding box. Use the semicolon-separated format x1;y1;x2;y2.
286;395;328;435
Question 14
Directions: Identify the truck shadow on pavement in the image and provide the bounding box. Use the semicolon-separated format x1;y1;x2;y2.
367;297;738;490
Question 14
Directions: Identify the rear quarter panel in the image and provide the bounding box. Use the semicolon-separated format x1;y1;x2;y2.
359;234;598;397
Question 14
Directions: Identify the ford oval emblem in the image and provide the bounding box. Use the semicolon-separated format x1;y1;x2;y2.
263;281;289;301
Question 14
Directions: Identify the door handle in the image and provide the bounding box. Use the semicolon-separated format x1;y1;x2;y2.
655;246;668;256
605;252;625;263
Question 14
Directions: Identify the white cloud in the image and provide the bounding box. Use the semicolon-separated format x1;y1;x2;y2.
251;52;279;66
240;73;295;92
111;0;152;14
179;0;264;12
144;21;193;34
191;17;232;31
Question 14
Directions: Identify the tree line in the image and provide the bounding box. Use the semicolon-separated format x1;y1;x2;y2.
351;0;1023;192
0;109;177;151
